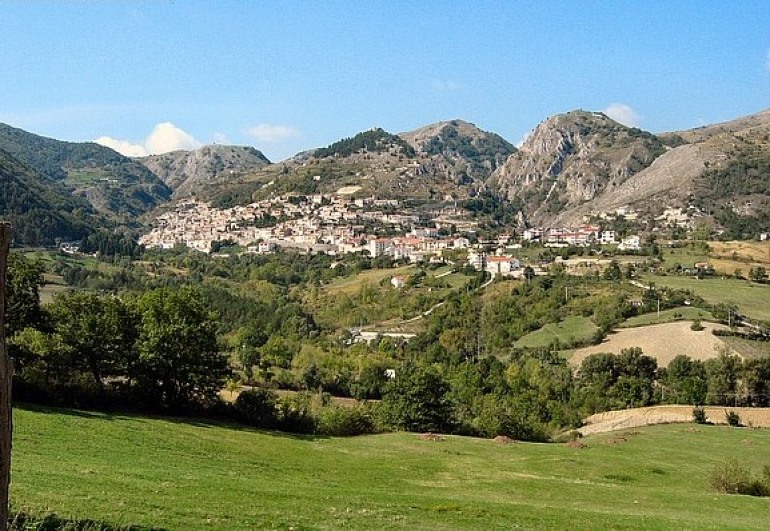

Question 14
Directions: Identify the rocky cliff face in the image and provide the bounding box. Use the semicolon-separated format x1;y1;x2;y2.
552;109;770;225
489;110;666;222
139;145;270;198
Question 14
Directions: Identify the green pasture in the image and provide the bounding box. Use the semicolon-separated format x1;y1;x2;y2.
514;316;598;349
618;306;714;328
15;405;770;530
643;275;770;321
323;265;415;295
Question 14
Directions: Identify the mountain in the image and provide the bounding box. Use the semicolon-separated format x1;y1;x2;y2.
202;122;515;207
137;145;271;198
0;123;171;223
488;110;667;222
547;110;770;236
0;148;99;246
399;119;516;182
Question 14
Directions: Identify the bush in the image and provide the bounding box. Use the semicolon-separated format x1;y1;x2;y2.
709;460;770;497
690;319;704;331
234;388;279;428
315;404;377;436
692;407;708;424
725;410;742;427
276;392;315;433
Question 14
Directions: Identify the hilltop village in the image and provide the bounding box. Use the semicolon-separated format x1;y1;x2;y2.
138;191;715;279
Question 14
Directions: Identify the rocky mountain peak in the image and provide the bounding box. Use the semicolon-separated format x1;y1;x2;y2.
489;110;666;222
138;145;271;198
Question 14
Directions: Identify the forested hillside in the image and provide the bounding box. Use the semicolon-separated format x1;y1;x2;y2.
0;149;97;245
0;123;170;222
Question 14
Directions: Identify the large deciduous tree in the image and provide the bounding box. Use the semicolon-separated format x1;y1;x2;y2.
48;291;139;390
132;287;229;410
380;362;454;433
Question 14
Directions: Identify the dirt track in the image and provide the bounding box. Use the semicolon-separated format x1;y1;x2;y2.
579;405;770;436
570;321;732;368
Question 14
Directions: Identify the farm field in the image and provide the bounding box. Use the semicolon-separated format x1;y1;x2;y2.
580;405;770;435
514;316;598;349
570;321;731;368
642;275;770;321
12;404;770;530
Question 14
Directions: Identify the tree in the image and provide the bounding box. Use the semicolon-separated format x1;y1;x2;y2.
705;348;743;406
663;355;707;405
380;363;454;433
132;287;229;410
4;252;44;337
48;292;138;390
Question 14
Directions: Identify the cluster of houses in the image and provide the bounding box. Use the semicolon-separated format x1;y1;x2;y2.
522;225;641;251
140;194;653;266
139;195;429;255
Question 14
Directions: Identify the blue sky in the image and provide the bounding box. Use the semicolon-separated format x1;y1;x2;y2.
1;1;768;161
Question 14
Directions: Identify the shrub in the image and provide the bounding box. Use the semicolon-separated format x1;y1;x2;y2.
692;407;708;424
315;404;376;436
690;320;704;331
709;460;770;497
276;392;315;433
234;388;279;428
725;410;742;427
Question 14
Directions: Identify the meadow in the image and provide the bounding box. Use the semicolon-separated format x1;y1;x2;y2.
12;404;770;530
644;275;770;321
513;316;598;349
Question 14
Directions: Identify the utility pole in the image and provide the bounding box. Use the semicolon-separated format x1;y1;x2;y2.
0;222;12;529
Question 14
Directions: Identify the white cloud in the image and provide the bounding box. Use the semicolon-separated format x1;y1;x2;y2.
603;103;642;128
246;124;300;143
95;122;201;156
94;136;149;157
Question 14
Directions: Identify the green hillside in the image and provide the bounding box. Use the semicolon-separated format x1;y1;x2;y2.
13;404;770;530
0;149;99;245
0;123;170;222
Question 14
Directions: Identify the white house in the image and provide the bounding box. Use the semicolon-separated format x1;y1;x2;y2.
618;235;641;251
485;255;520;277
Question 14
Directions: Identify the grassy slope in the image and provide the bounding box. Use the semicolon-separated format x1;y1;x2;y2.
644;275;770;321
514;316;598;349
13;405;770;530
618;307;714;328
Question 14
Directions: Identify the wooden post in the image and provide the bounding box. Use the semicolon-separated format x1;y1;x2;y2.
0;222;12;529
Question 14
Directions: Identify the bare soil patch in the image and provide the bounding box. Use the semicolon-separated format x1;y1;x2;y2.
418;433;445;442
494;435;517;444
570;321;732;368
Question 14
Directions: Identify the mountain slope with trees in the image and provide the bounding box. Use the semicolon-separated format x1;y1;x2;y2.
0;149;99;245
202;122;516;207
0;123;171;223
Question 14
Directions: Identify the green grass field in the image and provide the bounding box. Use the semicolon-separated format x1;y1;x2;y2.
14;404;770;530
618;306;714;328
644;275;770;321
514;316;598;349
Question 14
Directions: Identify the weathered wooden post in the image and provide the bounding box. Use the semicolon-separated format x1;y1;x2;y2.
0;222;12;529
